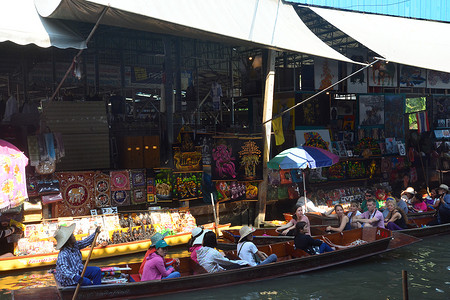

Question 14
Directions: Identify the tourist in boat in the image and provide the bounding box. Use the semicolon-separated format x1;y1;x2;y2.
188;226;211;264
424;188;440;210
361;191;379;212
141;240;181;281
294;221;333;255
139;232;178;278
236;226;277;266
54;224;102;286
0;221;18;258
275;205;311;236
401;187;416;206
384;199;409;230
352;198;385;228
408;193;428;213
428;184;450;225
324;204;351;233
197;231;248;273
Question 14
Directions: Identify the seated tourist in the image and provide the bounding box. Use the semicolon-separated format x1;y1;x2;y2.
428;184;450;225
294;222;333;255
324;204;351;233
197;231;248;273
141;240;180;281
276;205;311;236
188;226;211;264
347;201;362;229
401;187;416;206
424;188;440;210
237;226;277;266
384;199;409;230
139;232;178;277
408;194;428;213
352;199;385;228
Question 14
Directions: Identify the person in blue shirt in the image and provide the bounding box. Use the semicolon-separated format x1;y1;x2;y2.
428;184;450;225
54;224;102;287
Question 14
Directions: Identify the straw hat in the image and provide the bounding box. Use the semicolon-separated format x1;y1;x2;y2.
401;187;416;195
150;232;169;246
439;184;449;192
54;223;76;250
238;225;256;243
191;227;211;245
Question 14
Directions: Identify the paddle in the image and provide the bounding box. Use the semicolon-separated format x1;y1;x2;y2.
211;193;220;236
72;228;100;300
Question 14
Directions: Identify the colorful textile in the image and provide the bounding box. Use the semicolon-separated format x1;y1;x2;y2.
94;173;111;208
110;170;130;191
272;117;285;146
55;172;95;217
416;111;430;133
0;139;29;211
130;169;146;187
111;190;130;206
131;188;147;204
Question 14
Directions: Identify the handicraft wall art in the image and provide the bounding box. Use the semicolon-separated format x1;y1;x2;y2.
295;129;332;151
358;94;385;126
93;172;110;208
237;137;263;181
154;169;173;201
130;169;147;205
211;137;238;180
295;93;330;127
314;57;338;90
399;65;426;87
432;95;450;126
427;70;450;89
173;131;202;171
196;133;213;166
55;172;95;217
111;190;131;206
173;172;202;200
369;61;397;87
110;170;131;191
384;94;405;139
346;52;367;93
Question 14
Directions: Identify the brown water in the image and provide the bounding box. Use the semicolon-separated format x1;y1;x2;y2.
1;235;449;300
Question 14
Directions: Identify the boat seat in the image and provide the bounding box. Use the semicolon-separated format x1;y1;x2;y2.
285;243;310;258
225;250;240;260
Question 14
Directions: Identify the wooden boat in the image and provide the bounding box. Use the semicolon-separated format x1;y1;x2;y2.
0;223;230;273
12;228;420;300
284;212;339;226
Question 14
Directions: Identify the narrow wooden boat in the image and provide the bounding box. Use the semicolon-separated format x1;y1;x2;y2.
12;228;420;300
0;223;230;273
399;222;450;237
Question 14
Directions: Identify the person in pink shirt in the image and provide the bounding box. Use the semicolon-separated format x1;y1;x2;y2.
141;240;180;281
276;205;311;236
409;195;428;212
352;199;385;228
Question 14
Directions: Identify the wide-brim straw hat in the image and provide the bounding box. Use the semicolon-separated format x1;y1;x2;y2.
150;232;169;246
54;223;76;250
238;225;256;243
439;184;449;192
192;228;211;246
401;187;416;195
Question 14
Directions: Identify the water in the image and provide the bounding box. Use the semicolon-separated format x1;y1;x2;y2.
1;235;449;300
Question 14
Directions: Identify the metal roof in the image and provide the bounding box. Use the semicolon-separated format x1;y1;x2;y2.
286;0;450;22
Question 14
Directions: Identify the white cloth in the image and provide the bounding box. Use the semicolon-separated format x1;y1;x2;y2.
3;96;18;122
237;242;258;266
196;246;247;273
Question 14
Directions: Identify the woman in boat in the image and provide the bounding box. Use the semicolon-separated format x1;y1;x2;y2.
294;222;333;255
139;232;178;278
408;193;428;213
324;205;351;233
141;240;180;281
428;184;450;225
275;205;311;236
424;188;440;210
384;199;409;230
347;201;362;228
187;226;211;264
197;231;248;273
236;226;277;266
54;224;102;287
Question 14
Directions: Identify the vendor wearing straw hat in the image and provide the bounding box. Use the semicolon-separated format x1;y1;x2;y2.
54;224;102;287
237;226;277;266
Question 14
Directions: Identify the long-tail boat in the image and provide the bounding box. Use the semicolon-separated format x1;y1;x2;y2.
0;223;230;273
12;227;420;300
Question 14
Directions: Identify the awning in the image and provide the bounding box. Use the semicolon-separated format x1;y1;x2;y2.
308;6;450;73
35;0;355;63
0;0;86;49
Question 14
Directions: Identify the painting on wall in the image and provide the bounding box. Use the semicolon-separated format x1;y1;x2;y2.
346;51;367;93
359;94;385;126
384;94;405;140
314;57;338;90
295;129;332;151
295;93;330;127
399;65;426;87
433;95;450;127
427;70;450;89
368;61;397;87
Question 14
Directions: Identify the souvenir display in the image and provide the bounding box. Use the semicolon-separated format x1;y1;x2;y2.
237;138;263;180
172;172;202;200
155;169;173;200
94;172;111;208
173;131;202;171
111;190;131;206
110;170;131;191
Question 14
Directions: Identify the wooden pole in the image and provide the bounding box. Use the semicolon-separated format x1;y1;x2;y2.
254;49;276;227
210;193;219;236
402;270;409;300
72;231;100;300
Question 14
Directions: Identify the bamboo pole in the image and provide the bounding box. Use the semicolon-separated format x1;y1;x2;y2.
402;270;409;300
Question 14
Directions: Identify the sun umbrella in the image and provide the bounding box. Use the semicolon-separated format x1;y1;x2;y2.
267;146;339;198
0;139;29;211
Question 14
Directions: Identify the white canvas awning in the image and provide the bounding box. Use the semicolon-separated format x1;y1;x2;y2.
0;0;86;49
34;0;356;63
308;6;450;73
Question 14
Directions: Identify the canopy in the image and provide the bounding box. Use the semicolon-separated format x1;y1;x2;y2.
308;6;450;73
0;0;86;49
34;0;355;63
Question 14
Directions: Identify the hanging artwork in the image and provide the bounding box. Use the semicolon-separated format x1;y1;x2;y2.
346;51;367;93
111;190;131;206
369;61;397;87
131;188;147;204
433;95;450;124
211;138;238;180
55;172;95;217
295;93;330;127
173;131;202;171
130;169;146;188
173;172;202;200
314;57;338;90
110;170;130;191
295;129;332;151
427;70;450;89
399;65;426;87
154;169;173;201
93;172;110;208
384;94;405;139
359;94;385;126
196;133;213;166
237;138;262;181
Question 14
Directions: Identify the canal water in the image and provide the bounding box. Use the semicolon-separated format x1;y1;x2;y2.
1;234;449;300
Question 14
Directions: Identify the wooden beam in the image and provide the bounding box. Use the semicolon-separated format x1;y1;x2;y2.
254;49;276;227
